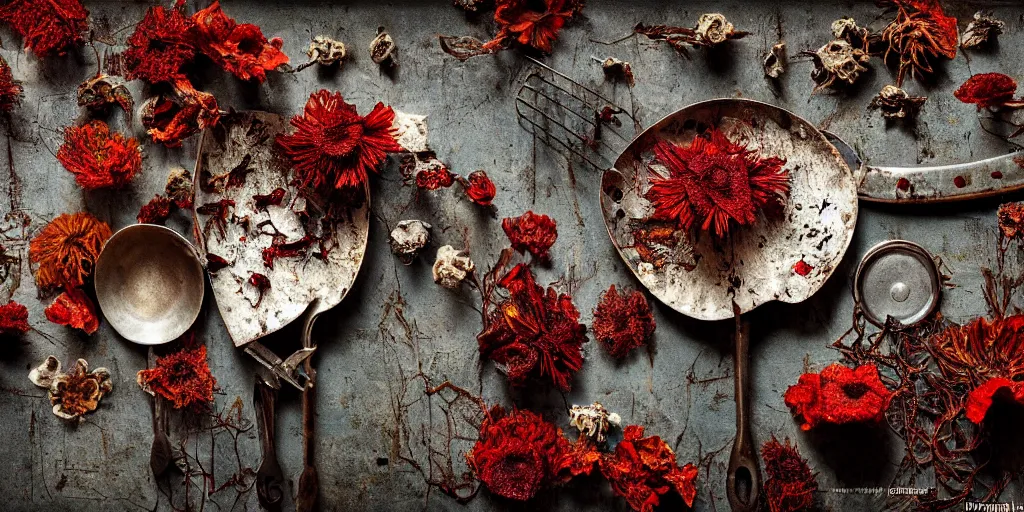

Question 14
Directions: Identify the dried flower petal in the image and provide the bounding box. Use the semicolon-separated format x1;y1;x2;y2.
998;202;1024;241
389;220;431;265
369;27;397;65
432;245;474;289
122;5;196;84
137;195;176;225
0;301;30;335
142;78;220;147
592;285;655;359
137;342;217;409
276;90;403;194
44;288;99;334
954;73;1021;110
30;357;111;421
440;0;583;60
644;128;790;238
869;84;926;119
190;1;288;82
57;120;142;190
463;170;496;206
805;39;870;92
881;0;958;86
599;425;698;510
961;11;1004;50
0;55;23;112
413;159;457;190
0;0;88;58
783;363;893;430
478;263;587;391
761;436;817;512
502;211;557;259
29;212;112;291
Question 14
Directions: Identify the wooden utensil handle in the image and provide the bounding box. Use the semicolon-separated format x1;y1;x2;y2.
727;310;761;512
296;304;320;512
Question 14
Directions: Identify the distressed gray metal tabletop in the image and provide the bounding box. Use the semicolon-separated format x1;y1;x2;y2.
1;1;1022;511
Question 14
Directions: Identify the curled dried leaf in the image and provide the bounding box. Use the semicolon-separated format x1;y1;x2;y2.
961;11;1004;50
869;84;926;119
763;42;785;79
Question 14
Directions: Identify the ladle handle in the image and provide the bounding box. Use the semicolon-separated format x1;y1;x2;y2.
727;311;761;512
296;302;320;512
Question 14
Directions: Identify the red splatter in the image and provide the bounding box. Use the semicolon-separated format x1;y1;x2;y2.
0;0;88;58
599;425;699;510
896;177;911;191
136;339;217;409
953;175;967;188
261;235;314;269
592;285;655;359
954;73;1019;110
253;188;286;210
761;436;817;512
0;302;30;335
502;211;557;260
783;363;893;431
44;288;99;335
137;195;176;225
992;171;1004;179
793;260;813;277
248;272;271;307
57;120;142;190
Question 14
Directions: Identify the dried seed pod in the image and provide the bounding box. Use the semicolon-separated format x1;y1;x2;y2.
307;35;347;66
432;245;474;289
568;402;621;443
165;167;194;209
805;39;870;92
961;11;1004;50
694;13;740;46
370;26;397;66
763;42;785;79
389;220;432;265
599;57;634;87
29;356;113;421
869;84;926;119
77;74;133;122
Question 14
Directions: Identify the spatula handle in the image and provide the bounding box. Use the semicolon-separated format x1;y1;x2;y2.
296;302;320;512
727;310;761;512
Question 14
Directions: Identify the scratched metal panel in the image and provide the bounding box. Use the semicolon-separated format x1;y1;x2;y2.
0;1;1020;511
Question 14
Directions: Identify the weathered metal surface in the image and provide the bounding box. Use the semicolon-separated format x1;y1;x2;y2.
858;151;1024;203
602;99;859;321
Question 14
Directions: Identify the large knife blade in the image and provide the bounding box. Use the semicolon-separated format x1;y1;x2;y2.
824;132;1024;203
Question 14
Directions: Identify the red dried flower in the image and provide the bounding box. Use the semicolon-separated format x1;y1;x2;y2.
881;0;958;86
645;129;790;238
592;285;655;359
954;73;1023;111
502;211;557;260
0;55;23;112
137;195;176;225
57;120;142;190
965;377;1024;424
0;0;88;58
463;170;496;206
761;436;817;512
29;212;112;291
478;263;587;391
190;1;289;83
136;342;217;409
0;301;30;335
998;202;1024;241
467;405;572;500
142;78;220;147
783;363;893;431
415;164;457;191
44;288;99;334
276;90;403;194
599;425;698;511
493;0;582;53
122;5;196;84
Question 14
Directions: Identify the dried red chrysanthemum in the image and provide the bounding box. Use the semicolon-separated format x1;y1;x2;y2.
599;425;698;511
761;436;817;512
645;129;790;238
0;301;30;335
0;55;23;112
44;288;99;334
592;285;655;359
440;0;583;60
142;78;220;147
122;5;196;84
29;212;112;291
965;377;1024;424
276;90;403;194
463;170;496;206
190;1;289;83
467;405;573;500
137;195;175;225
502;211;557;260
56;120;142;190
954;73;1024;111
0;0;88;58
415;164;457;190
783;363;893;431
137;342;217;409
998;202;1024;241
478;263;587;391
881;0;958;86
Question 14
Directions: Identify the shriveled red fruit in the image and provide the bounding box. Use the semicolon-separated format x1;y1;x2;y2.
954;73;1021;110
783;363;892;430
0;302;30;335
464;170;496;206
502;211;557;260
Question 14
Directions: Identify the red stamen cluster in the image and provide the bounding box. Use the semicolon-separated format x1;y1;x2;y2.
592;285;655;359
761;436;817;512
463;170;497;206
276;90;403;195
44;288;99;334
440;0;584;60
190;1;289;83
56;120;142;190
644;129;790;239
0;0;88;58
599;425;699;511
477;264;587;391
0;55;23;112
784;363;893;431
123;5;196;84
0;302;30;335
880;0;958;86
137;195;175;225
502;211;557;260
136;342;217;409
954;73;1024;111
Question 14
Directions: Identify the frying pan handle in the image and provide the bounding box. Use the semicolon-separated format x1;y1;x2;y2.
296;301;320;512
727;311;761;512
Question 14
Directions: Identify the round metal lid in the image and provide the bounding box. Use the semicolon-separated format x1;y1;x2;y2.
854;240;941;327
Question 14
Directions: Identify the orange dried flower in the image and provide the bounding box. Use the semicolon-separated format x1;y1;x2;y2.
44;288;99;334
0;55;23;112
0;301;30;335
592;285;655;359
142;78;220;147
137;341;217;409
599;425;698;511
440;0;584;60
122;5;196;84
29;212;112;291
57;120;142;190
881;0;958;85
0;0;88;58
954;73;1023;111
761;436;817;512
502;211;557;260
783;363;892;430
190;1;289;83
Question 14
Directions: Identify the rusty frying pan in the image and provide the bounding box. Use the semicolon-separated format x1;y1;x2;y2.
600;98;859;511
193;110;370;511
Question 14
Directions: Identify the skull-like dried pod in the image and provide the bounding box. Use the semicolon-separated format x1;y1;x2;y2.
29;356;113;421
77;73;134;122
389;220;432;265
307;35;347;66
961;12;1004;50
694;13;746;46
806;39;870;92
165;167;194;209
370;26;397;66
432;245;474;289
763;42;785;79
568;402;621;443
600;57;634;87
869;85;926;120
